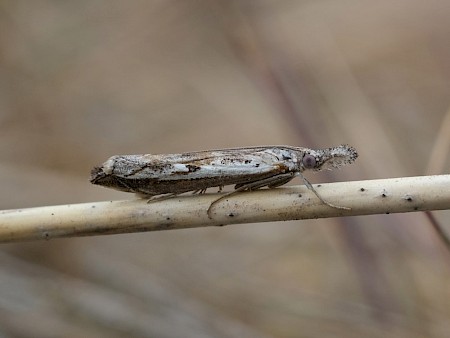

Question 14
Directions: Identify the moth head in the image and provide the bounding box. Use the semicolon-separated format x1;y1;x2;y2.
301;145;358;171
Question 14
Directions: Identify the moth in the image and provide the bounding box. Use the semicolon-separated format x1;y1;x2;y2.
90;144;358;217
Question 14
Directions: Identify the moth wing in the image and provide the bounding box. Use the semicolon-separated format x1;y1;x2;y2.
121;149;287;181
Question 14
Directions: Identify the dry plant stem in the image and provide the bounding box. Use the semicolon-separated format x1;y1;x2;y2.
1;175;449;243
424;107;450;252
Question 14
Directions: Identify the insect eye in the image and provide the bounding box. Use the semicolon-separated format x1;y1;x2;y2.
302;154;317;169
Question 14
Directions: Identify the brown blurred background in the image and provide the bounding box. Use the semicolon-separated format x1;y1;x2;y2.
1;1;450;337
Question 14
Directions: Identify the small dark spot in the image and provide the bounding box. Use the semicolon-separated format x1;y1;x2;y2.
51;213;54;216
185;164;201;172
244;159;251;164
360;188;365;192
298;194;302;198
317;184;322;188
382;193;387;198
91;205;96;208
282;155;292;161
228;213;235;217
386;212;390;214
166;217;171;221
255;163;260;167
403;195;413;202
44;233;50;240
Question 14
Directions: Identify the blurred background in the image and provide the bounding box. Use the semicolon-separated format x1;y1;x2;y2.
1;1;450;337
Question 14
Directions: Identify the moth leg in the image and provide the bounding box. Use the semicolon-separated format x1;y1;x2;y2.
207;173;295;218
297;172;350;210
146;193;179;203
267;176;295;188
192;188;207;195
234;174;293;190
238;172;295;191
